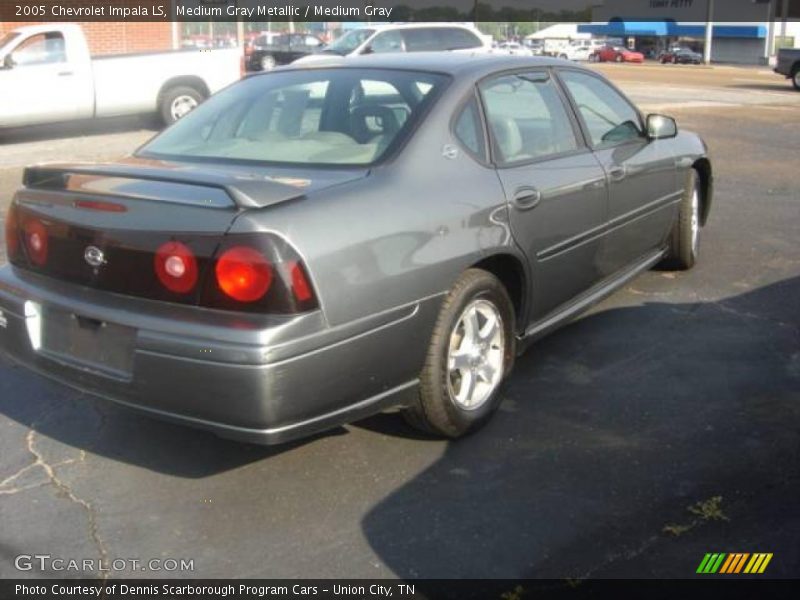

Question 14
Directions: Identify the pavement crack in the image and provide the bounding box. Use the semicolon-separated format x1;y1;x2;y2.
24;430;109;579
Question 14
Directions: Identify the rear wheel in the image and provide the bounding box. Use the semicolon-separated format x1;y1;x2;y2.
663;169;701;270
159;86;204;126
402;269;515;439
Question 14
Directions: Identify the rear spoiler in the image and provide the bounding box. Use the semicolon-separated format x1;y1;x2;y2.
22;163;306;210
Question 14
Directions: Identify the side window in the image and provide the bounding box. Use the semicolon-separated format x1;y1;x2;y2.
402;28;441;52
441;28;483;50
369;31;404;54
558;70;644;148
453;96;486;161
12;32;66;66
479;72;579;164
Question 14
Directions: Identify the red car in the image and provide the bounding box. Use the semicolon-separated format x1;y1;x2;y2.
593;45;645;63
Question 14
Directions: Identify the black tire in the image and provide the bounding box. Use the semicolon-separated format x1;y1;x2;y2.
792;65;800;91
402;269;516;439
159;85;204;126
663;169;701;270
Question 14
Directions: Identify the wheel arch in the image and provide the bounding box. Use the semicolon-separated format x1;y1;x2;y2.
470;253;528;333
692;158;713;226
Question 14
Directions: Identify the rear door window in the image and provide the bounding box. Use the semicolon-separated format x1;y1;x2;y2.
453;96;486;161
480;71;579;165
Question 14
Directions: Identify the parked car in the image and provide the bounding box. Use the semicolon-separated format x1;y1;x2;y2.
775;47;800;90
524;39;545;56
294;23;490;65
247;33;324;72
660;47;703;64
0;54;713;444
495;42;533;57
558;42;594;62
593;45;645;63
0;24;241;128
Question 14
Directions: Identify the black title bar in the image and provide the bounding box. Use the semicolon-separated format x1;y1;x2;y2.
2;0;799;23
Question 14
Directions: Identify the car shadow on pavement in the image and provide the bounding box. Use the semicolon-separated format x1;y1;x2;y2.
0;115;160;145
359;276;800;581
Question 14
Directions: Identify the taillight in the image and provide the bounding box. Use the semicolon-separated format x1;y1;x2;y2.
215;246;273;303
154;241;198;294
288;261;313;302
201;235;318;314
4;204;19;259
23;218;48;266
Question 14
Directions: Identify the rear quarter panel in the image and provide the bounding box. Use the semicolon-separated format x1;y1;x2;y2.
228;78;519;329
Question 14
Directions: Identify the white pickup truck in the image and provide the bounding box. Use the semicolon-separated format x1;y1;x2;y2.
0;24;241;129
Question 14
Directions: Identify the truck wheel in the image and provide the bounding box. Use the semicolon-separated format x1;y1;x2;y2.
260;55;276;71
663;169;701;270
792;66;800;91
402;269;515;439
160;86;204;126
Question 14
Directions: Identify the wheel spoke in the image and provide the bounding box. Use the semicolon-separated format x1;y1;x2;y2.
476;362;496;384
478;312;498;341
462;307;480;345
448;350;471;372
457;370;477;405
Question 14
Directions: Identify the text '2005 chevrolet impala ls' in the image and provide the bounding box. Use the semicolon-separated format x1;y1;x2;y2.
0;54;713;444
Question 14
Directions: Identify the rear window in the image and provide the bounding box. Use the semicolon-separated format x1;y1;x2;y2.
140;68;448;167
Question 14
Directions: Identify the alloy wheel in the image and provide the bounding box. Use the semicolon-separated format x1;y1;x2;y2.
170;95;198;121
447;299;505;410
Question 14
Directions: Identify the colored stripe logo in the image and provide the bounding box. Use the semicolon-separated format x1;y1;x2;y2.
697;553;773;574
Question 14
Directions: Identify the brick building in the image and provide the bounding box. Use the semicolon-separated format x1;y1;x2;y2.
0;22;175;55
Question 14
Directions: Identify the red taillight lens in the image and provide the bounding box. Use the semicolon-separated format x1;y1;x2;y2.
215;246;273;303
154;241;198;294
4;204;19;259
23;218;48;266
289;261;313;302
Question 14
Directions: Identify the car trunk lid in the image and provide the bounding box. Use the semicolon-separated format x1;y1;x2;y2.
8;158;367;305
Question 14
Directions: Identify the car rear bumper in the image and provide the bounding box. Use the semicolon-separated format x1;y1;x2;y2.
0;265;439;444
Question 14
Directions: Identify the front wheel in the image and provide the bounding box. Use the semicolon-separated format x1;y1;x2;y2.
792;66;800;91
159;86;204;126
260;55;277;71
663;169;701;270
616;54;623;63
402;269;515;439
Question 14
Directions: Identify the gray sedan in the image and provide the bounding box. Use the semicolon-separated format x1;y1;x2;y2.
0;54;713;444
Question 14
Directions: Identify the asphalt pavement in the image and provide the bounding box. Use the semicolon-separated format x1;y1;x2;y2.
0;65;798;580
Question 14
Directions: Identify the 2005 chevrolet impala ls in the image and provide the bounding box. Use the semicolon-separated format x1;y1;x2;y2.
0;54;713;444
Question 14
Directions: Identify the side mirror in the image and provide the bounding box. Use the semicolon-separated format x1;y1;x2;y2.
646;114;677;139
2;54;14;70
361;45;374;55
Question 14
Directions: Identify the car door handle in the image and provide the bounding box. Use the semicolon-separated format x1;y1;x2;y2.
608;166;627;182
512;187;541;211
57;71;74;77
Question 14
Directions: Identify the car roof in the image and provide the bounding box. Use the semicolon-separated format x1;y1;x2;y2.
283;52;586;79
359;22;480;32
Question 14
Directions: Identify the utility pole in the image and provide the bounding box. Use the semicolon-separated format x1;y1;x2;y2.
703;0;714;65
765;0;777;63
780;0;789;46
